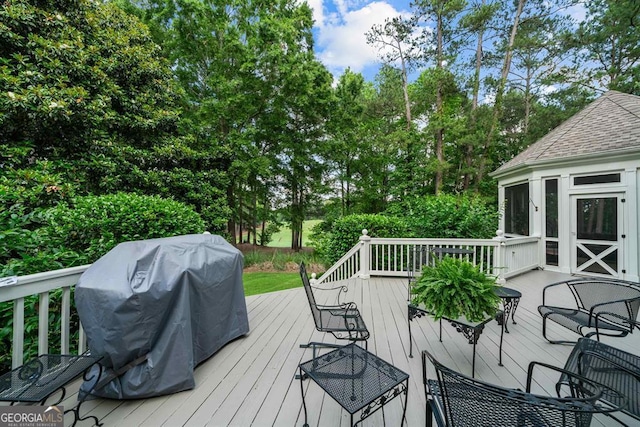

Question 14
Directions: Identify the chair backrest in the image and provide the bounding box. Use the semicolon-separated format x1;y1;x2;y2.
564;338;640;421
299;262;321;327
423;350;603;427
569;279;640;327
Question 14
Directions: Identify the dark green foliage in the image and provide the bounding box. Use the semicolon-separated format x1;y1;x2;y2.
313;214;408;264
258;221;281;246
386;194;499;239
411;257;500;322
0;0;229;233
0;167;80;276
0;192;205;374
311;195;499;264
44;193;206;265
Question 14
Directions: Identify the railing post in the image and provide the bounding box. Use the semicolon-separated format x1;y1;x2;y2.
359;229;371;279
310;273;317;286
493;230;507;284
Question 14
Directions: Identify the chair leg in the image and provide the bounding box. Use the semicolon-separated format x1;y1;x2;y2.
541;315;577;345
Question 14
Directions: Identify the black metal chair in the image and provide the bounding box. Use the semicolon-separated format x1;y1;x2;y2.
407;246;430;301
538;278;640;344
560;337;640;425
299;262;369;359
422;349;626;427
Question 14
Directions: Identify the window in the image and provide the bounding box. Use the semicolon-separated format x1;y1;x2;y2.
546;241;559;266
544;179;559;266
574;173;620;185
545;179;558;238
504;183;529;235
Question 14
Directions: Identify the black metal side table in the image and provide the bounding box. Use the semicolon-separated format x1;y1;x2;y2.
298;343;409;427
0;353;103;426
494;286;522;366
494;286;522;333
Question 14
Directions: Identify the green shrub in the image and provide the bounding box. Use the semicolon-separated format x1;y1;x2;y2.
0;192;206;374
314;214;408;264
311;194;499;265
0;167;80;276
386;194;499;239
44;192;206;265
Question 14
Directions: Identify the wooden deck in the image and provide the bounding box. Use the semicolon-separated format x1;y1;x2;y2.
60;270;639;426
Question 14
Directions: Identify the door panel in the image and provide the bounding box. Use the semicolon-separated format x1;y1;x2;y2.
572;195;623;277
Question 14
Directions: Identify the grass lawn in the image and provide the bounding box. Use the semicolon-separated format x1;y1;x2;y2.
243;272;302;296
267;219;322;248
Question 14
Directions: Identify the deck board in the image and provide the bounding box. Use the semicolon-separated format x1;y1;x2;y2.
54;269;638;426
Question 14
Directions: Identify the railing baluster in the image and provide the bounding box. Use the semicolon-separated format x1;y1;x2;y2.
79;325;86;354
61;287;71;354
38;291;50;356
12;297;25;368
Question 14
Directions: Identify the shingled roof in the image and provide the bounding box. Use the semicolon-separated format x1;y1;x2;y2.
492;90;640;175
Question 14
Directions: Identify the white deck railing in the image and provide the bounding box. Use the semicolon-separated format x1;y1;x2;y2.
1;231;541;370
314;230;541;286
0;265;90;369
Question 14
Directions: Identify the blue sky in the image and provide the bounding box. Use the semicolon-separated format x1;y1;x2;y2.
307;0;413;82
307;0;588;86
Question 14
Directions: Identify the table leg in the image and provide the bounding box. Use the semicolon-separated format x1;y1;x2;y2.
400;379;408;426
299;366;309;427
472;341;476;378
501;298;515;333
497;311;505;367
408;306;413;358
511;298;520;324
67;363;104;427
407;305;425;358
447;320;485;378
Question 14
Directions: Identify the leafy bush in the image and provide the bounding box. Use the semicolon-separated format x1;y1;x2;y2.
0;167;80;276
411;257;500;322
313;214;407;264
44;193;206;265
0;192;206;374
310;195;499;265
386;194;499;239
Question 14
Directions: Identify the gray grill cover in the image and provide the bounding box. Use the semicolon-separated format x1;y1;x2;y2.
75;234;249;399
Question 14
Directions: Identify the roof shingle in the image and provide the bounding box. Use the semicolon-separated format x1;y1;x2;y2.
493;91;640;175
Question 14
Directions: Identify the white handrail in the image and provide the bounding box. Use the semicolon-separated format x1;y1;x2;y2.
0;232;541;370
1;265;89;368
313;240;363;287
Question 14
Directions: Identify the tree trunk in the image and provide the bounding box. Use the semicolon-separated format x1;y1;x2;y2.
252;185;257;245
227;184;237;244
524;66;532;135
475;0;526;188
434;10;444;195
237;191;244;243
462;1;485;191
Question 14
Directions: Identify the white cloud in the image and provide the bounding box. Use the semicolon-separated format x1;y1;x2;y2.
566;2;586;23
306;0;325;27
311;1;408;77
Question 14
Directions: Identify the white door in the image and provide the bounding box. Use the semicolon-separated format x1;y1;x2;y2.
571;194;624;277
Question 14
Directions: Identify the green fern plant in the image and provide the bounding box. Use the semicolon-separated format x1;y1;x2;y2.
411;257;500;322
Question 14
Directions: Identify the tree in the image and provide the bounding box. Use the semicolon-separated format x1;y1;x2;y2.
412;0;466;194
327;69;367;216
367;16;418;131
458;0;500;190
0;0;230;228
564;0;640;95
